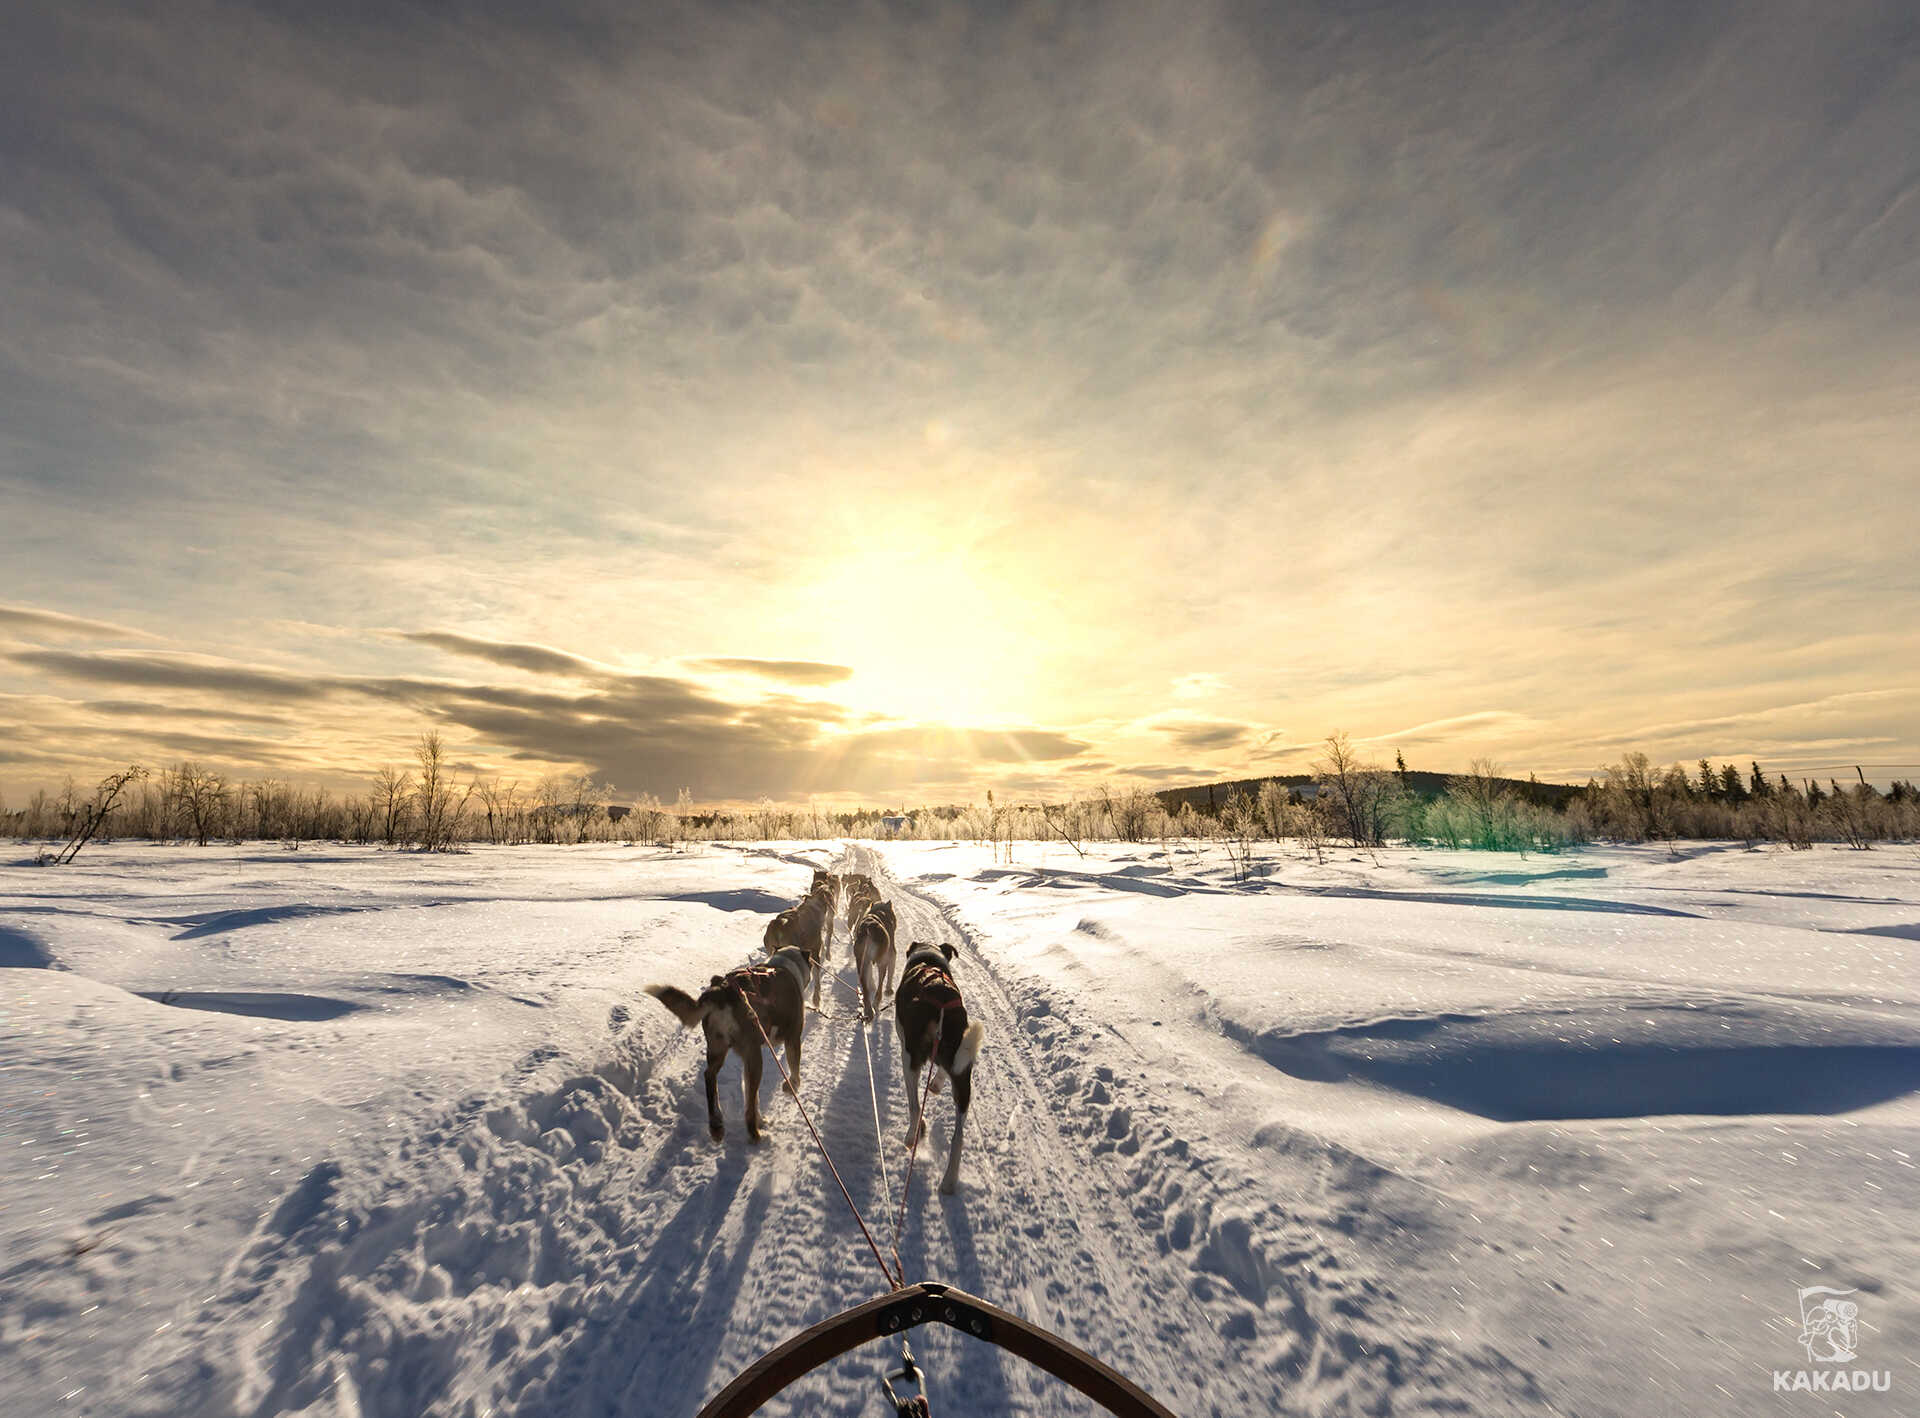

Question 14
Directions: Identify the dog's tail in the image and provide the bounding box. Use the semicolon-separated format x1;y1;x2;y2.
953;1020;986;1076
645;983;715;1029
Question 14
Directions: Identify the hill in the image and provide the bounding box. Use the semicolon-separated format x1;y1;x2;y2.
1153;768;1582;816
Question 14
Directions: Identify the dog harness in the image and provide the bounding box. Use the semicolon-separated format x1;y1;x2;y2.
721;947;811;1009
900;948;965;1012
767;947;813;996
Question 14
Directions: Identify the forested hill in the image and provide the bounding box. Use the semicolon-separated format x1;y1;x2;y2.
1153;770;1583;815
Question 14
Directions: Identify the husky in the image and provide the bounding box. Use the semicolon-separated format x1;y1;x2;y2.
849;899;898;1023
894;941;985;1194
764;877;834;1007
645;948;810;1142
843;872;881;923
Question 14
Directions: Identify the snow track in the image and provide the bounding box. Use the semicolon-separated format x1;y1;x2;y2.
17;841;1913;1416
115;845;1559;1417
858;847;1552;1418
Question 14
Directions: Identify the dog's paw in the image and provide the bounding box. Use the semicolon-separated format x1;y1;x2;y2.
709;1123;725;1143
938;1174;958;1195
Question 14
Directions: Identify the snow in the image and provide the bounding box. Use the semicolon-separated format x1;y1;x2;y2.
2;838;1915;1416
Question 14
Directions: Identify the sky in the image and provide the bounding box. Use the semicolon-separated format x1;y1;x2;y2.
3;0;1917;807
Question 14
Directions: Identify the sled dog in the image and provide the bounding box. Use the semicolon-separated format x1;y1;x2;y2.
849;899;898;1023
843;872;882;923
894;941;985;1193
645;948;811;1142
764;877;834;1006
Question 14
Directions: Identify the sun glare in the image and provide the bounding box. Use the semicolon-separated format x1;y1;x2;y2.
803;541;1037;725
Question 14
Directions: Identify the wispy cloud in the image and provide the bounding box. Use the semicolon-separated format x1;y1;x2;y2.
1171;673;1227;700
396;632;607;678
690;658;855;686
0;605;156;641
1370;712;1539;747
1142;713;1260;753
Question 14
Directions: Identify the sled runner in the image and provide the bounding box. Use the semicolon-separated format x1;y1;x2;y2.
695;1280;1176;1418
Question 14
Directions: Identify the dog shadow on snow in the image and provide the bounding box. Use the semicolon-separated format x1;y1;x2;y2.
533;1142;771;1416
848;1021;1021;1418
539;984;1025;1417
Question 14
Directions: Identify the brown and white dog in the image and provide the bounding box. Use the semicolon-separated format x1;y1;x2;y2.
764;877;834;1007
849;899;898;1023
645;947;810;1142
894;941;985;1193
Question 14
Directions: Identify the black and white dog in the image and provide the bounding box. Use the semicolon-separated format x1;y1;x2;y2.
894;940;984;1193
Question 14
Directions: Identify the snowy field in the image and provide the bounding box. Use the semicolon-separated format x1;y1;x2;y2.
3;838;1916;1417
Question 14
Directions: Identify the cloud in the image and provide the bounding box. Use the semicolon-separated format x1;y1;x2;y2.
1371;712;1538;746
8;649;341;702
0;604;155;641
2;638;1092;800
84;699;292;726
966;730;1092;763
1142;713;1258;752
1;4;1916;797
396;631;606;678
1109;763;1214;784
690;658;855;686
1171;673;1227;700
1552;688;1920;773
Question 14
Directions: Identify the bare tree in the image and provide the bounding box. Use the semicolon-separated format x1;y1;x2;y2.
1256;778;1289;839
1219;789;1260;881
373;765;413;846
1453;758;1512;850
1040;800;1089;859
171;762;229;846
1312;732;1397;848
51;766;147;864
473;777;511;845
413;732;466;851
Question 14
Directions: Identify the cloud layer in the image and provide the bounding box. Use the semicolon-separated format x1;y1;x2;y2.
2;3;1915;798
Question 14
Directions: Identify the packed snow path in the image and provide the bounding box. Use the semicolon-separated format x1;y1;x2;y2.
4;840;1915;1416
100;846;1534;1417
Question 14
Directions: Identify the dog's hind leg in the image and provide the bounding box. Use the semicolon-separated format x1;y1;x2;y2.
742;1044;766;1143
703;1036;728;1142
899;1041;926;1148
940;1067;972;1193
783;1032;801;1096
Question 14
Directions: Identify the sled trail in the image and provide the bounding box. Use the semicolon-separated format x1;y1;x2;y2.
116;844;1546;1418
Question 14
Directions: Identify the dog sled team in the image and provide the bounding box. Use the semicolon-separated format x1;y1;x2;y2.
646;867;983;1194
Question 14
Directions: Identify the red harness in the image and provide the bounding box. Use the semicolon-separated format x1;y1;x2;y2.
900;961;965;1012
722;963;784;1010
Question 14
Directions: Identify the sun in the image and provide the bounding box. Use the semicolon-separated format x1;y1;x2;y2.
800;541;1039;725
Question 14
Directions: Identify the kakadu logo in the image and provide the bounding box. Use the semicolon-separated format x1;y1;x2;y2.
1772;1286;1891;1394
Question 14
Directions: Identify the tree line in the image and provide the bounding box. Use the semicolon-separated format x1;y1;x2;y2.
7;731;1916;861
